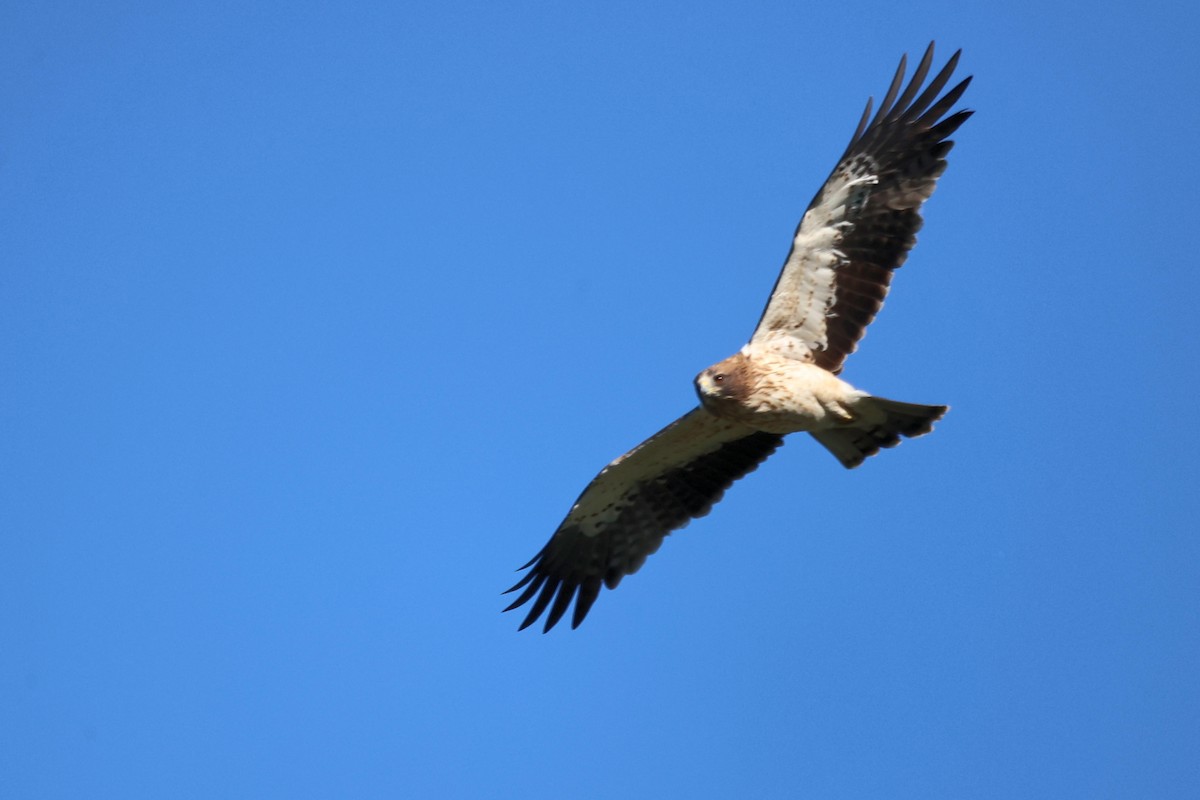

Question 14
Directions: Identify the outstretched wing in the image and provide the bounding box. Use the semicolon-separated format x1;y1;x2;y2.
749;43;972;373
505;408;783;632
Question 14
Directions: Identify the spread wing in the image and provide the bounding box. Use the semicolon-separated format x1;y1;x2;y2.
749;43;972;373
505;408;784;632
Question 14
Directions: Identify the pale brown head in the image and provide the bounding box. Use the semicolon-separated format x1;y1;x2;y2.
694;352;753;413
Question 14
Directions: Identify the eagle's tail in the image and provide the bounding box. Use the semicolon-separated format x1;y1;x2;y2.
809;397;948;469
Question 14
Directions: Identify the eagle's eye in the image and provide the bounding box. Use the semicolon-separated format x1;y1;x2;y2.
713;373;726;384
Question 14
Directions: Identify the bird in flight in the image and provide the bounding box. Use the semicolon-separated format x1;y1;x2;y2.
506;43;972;632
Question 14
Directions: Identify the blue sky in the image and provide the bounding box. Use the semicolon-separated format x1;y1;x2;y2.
3;2;1198;798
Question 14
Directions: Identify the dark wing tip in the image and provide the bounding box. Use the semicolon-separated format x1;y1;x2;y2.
503;543;586;632
841;44;971;157
503;551;593;633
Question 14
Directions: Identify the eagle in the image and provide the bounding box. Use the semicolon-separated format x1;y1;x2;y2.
505;43;972;632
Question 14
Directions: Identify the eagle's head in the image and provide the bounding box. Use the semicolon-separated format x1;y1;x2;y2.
694;352;753;412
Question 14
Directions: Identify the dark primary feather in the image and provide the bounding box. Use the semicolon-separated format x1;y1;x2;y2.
756;42;972;374
505;428;784;632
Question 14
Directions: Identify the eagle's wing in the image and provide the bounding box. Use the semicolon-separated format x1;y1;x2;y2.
749;43;972;373
505;408;784;632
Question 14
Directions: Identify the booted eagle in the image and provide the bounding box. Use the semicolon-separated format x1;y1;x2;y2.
506;43;972;632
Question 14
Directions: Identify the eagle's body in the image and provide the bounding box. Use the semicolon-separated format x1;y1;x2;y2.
696;348;947;461
697;349;870;434
506;44;972;632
